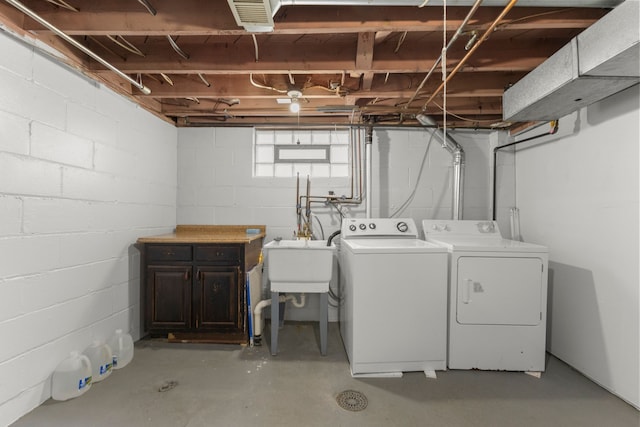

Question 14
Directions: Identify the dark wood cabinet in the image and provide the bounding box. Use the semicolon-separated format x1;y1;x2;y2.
196;266;240;330
147;265;192;330
140;233;263;344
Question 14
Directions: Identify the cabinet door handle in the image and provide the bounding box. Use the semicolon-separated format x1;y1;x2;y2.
196;269;201;281
184;269;190;281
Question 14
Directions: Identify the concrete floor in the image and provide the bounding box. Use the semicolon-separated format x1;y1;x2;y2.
13;322;639;427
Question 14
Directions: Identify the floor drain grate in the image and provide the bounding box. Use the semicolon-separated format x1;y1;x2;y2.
336;390;368;412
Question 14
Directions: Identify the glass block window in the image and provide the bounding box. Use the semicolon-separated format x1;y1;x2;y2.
254;128;350;177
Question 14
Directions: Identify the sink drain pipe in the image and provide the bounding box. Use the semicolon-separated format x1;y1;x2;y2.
253;293;306;344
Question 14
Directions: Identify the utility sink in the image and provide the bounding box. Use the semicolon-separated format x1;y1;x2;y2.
263;239;335;293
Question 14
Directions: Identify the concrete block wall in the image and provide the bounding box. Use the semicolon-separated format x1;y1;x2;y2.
177;126;493;321
178;126;354;242
178;127;493;237
0;31;177;425
371;127;493;223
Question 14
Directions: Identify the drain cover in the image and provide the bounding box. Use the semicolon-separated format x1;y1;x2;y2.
336;390;368;411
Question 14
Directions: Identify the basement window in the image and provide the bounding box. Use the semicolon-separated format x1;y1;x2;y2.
254;128;349;178
275;145;330;163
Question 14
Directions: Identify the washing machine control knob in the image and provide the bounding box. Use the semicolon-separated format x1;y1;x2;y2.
359;223;367;230
369;223;376;230
396;221;409;232
349;224;356;232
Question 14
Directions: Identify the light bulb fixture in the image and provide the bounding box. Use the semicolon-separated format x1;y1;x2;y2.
289;98;300;113
287;89;303;114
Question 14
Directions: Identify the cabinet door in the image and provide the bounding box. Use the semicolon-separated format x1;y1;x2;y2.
147;265;192;330
195;266;242;331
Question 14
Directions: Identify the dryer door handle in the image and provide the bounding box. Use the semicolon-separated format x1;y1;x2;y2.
462;279;473;304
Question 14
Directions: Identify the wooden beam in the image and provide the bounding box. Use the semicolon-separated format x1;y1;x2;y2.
84;36;566;75
136;71;524;99
356;32;375;91
158;95;502;116
18;2;606;35
356;32;375;70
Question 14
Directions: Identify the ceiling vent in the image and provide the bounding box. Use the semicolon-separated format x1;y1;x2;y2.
227;0;276;32
503;0;639;122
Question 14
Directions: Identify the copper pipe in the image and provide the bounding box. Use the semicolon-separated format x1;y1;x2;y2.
405;0;484;108
423;0;519;110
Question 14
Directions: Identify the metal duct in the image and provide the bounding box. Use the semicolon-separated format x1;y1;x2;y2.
416;114;465;220
273;0;623;10
230;0;624;32
503;0;639;122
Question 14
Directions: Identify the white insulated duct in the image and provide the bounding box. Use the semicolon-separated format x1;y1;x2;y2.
416;114;465;220
503;0;639;122
274;0;623;9
229;0;624;32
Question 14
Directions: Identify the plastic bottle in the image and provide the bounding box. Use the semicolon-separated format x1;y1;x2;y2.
83;341;113;382
106;329;134;370
51;351;92;401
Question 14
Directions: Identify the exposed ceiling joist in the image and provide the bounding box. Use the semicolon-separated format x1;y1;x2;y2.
0;0;622;128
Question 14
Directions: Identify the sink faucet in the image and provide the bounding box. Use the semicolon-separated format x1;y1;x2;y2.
295;223;312;240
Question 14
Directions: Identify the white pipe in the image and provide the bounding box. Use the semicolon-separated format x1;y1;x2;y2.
253;294;307;338
4;0;151;95
452;152;465;220
254;298;277;338
289;293;306;308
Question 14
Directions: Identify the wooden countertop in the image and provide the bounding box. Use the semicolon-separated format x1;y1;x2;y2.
136;225;266;244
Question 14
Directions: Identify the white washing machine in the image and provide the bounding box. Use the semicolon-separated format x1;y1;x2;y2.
422;219;549;372
339;218;448;377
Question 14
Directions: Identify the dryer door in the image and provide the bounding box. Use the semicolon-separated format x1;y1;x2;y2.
456;256;543;326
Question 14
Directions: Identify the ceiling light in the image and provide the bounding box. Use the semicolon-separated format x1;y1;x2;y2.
288;89;302;113
289;98;300;113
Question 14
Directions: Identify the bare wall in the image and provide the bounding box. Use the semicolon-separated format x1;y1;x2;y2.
0;31;177;425
511;85;639;408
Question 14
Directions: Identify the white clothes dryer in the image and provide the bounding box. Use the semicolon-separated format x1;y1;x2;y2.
422;220;549;373
339;218;448;377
